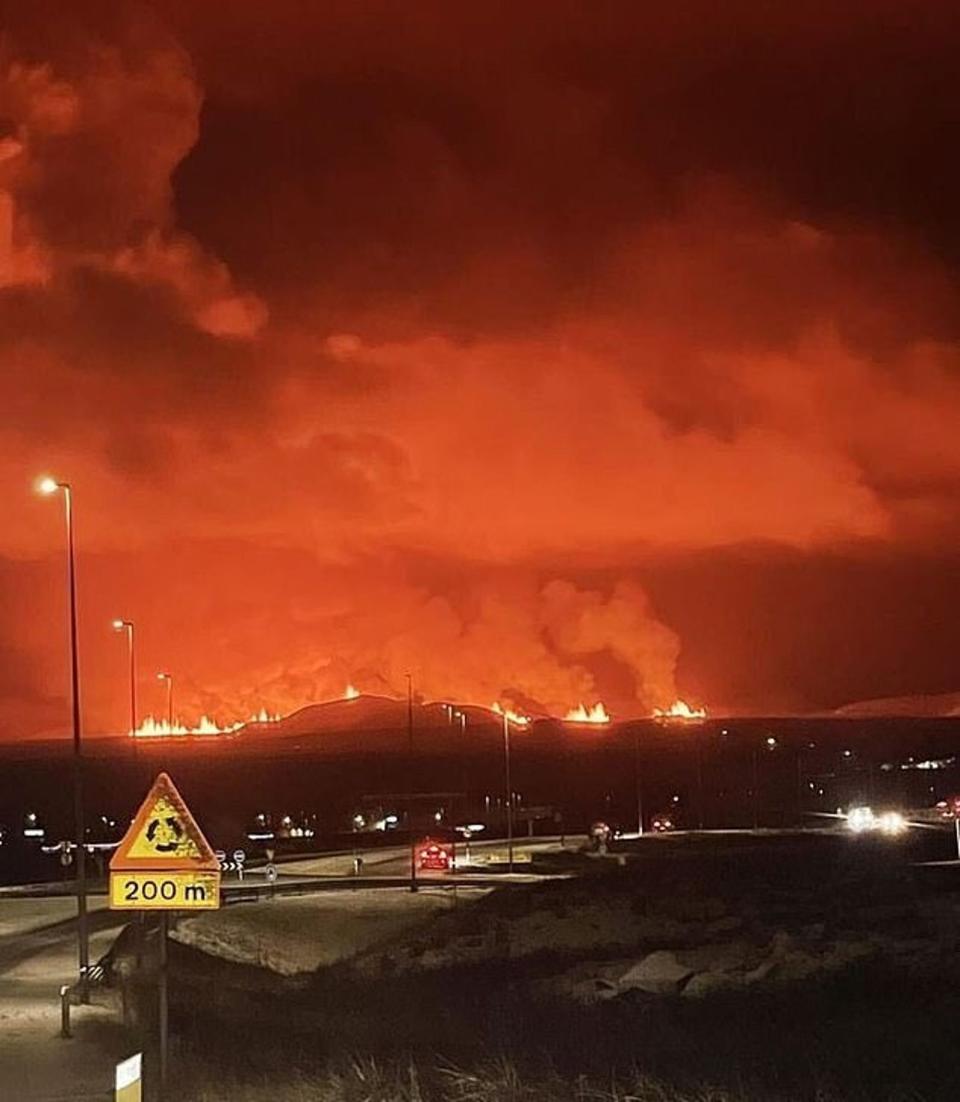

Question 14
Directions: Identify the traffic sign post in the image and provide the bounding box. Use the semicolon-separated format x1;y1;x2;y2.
110;773;220;1099
115;1052;142;1102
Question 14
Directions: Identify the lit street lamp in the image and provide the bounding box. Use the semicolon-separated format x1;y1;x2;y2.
406;673;417;893
157;671;173;728
112;620;137;738
752;735;778;830
37;475;89;999
502;711;514;872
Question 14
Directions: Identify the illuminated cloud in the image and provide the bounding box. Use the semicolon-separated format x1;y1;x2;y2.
2;3;960;735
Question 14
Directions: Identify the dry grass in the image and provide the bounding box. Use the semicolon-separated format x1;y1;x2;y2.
186;1057;773;1102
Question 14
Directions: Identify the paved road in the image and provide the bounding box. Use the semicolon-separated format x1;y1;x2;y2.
0;835;576;1098
276;833;581;880
0;897;127;1101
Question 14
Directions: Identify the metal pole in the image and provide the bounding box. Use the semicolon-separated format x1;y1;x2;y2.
158;912;168;1097
696;733;704;831
59;984;71;1038
752;743;759;830
166;677;173;729
128;623;137;741
63;486;89;1002
503;713;514;872
407;674;417;893
634;729;644;835
955;815;959;861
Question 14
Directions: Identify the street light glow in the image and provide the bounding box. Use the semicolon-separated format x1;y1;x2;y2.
37;475;60;495
112;619;125;631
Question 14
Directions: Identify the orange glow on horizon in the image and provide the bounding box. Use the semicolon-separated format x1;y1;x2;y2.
563;702;611;724
132;708;282;737
492;701;531;726
653;699;707;720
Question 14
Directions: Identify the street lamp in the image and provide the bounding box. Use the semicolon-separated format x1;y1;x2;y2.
752;735;778;830
634;728;644;835
37;475;90;999
502;711;514;873
157;671;173;729
112;620;137;738
796;741;816;823
406;673;417;893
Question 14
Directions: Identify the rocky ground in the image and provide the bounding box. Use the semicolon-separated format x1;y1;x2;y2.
105;831;960;1100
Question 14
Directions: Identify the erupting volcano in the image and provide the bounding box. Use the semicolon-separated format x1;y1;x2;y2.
2;2;959;746
133;709;282;738
563;703;611;725
653;700;708;721
492;703;531;726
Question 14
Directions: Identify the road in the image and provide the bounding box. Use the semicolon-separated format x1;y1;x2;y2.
0;834;575;1098
0;897;127;1101
274;833;579;880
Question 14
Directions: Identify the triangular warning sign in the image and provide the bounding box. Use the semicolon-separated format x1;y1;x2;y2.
111;772;219;871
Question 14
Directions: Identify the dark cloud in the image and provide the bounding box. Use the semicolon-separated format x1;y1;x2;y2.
2;2;960;735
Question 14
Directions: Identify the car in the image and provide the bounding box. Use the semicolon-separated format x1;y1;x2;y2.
649;813;675;833
417;841;451;870
936;796;960;820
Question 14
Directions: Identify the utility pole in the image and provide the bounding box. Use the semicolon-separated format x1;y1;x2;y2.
407;673;417;892
38;478;89;1000
503;712;514;872
752;743;759;830
696;732;705;831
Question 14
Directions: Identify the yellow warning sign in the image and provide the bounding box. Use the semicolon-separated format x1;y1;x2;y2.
109;870;221;910
111;772;220;873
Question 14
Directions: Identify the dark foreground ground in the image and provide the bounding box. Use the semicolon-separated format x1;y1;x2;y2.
109;831;960;1101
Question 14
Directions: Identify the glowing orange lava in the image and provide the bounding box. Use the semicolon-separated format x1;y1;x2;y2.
563;702;610;724
653;699;707;720
492;702;531;726
133;708;281;737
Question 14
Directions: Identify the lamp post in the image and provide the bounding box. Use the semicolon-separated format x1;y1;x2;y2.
696;730;705;831
37;476;89;1000
752;735;778;830
502;712;514;873
157;671;173;729
406;673;417;893
112;620;137;738
634;728;644;836
796;741;816;825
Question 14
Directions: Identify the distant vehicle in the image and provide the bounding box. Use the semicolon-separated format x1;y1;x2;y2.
846;805;907;836
649;813;675;833
417;841;451;870
846;805;875;833
936;796;960;820
589;821;613;851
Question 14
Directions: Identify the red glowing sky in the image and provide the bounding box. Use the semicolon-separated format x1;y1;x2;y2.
2;3;960;737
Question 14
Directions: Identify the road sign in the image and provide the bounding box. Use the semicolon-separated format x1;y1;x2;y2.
115;1052;142;1102
110;870;221;910
111;772;219;872
265;863;277;883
